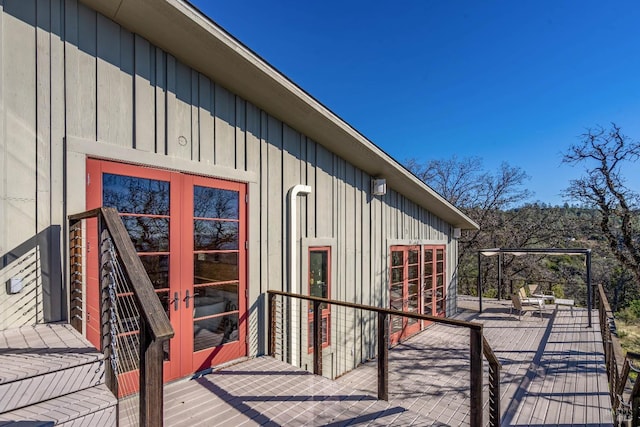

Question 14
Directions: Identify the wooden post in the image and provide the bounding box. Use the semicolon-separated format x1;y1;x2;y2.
377;311;389;401
268;293;276;357
139;321;164;427
470;327;483;427
313;300;322;376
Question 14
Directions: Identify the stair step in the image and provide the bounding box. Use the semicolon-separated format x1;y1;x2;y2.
0;383;116;426
0;324;106;413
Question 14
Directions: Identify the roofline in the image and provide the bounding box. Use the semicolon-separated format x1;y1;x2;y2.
79;0;479;230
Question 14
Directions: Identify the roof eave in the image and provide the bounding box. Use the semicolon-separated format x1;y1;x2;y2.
79;0;479;231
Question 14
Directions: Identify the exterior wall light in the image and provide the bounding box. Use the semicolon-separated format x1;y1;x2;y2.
371;178;386;196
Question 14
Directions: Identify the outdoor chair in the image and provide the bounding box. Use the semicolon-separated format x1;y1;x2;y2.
511;292;546;320
526;284;555;303
518;287;547;306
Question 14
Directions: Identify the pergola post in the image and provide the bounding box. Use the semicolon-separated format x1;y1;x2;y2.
498;252;503;301
587;249;592;328
477;251;482;313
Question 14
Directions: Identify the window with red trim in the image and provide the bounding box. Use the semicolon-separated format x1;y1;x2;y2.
308;247;330;351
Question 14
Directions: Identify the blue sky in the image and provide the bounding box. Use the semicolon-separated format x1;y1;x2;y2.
191;1;640;206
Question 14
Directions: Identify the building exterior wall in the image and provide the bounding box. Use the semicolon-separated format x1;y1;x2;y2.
0;0;460;376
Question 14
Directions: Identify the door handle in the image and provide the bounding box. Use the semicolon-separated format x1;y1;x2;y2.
184;290;199;309
170;292;179;311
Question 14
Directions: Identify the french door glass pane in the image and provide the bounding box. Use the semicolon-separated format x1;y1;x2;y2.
139;255;169;290
193;186;239;219
194;314;239;352
103;173;169;215
408;250;418;264
392;251;403;267
121;217;169;252
193;220;239;250
193;253;239;284
193;283;239;319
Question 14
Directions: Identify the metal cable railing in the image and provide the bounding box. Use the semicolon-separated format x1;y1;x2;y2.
69;207;174;427
598;283;640;426
267;290;501;427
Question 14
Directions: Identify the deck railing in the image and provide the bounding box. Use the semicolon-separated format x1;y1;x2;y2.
267;290;501;427
598;283;640;426
68;207;174;427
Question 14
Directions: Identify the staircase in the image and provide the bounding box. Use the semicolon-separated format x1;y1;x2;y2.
0;323;117;426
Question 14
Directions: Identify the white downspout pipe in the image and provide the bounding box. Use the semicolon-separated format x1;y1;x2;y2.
288;184;312;367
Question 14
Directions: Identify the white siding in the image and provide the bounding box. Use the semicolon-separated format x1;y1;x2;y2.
0;0;460;376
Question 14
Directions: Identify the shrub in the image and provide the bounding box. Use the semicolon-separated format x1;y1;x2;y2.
551;284;565;299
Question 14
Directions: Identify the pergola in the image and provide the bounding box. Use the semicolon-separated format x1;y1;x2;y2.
477;248;593;327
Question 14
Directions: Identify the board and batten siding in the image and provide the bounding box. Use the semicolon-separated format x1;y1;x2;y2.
0;0;460;376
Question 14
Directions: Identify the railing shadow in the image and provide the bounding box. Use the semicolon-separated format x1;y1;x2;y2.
0;226;63;327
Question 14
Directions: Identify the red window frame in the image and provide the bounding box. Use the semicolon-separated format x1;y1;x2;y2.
308;247;331;352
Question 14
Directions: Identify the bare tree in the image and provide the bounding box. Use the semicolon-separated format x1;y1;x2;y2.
562;123;640;283
406;156;532;253
406;156;539;293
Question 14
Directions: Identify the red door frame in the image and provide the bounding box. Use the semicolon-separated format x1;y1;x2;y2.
86;159;247;386
307;246;331;352
389;246;421;345
422;245;447;319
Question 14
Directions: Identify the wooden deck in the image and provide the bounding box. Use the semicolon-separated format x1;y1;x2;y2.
337;297;613;426
121;297;614;426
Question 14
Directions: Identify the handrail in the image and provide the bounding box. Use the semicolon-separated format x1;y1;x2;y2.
68;207;174;426
267;290;501;427
266;289;483;330
597;283;636;424
100;208;174;341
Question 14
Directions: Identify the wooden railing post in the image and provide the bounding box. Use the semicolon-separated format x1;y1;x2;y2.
313;300;322;376
377;311;389;401
470;327;483;427
139;320;164;427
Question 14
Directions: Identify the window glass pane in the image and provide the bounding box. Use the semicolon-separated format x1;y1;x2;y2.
193;313;239;352
408;265;419;280
194;253;238;284
408;250;418;264
194;186;239;219
391;267;403;283
310;249;329;310
392;251;403;267
139;255;169;290
103;174;169;215
408;281;418;296
193;283;239;319
424;249;433;263
390;283;403;301
121;217;169;252
194;220;239;250
391;315;403;333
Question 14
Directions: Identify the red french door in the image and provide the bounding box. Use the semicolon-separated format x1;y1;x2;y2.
85;159;247;391
389;246;421;345
423;246;446;318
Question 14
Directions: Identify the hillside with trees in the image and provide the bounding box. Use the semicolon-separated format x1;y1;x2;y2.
405;124;640;312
